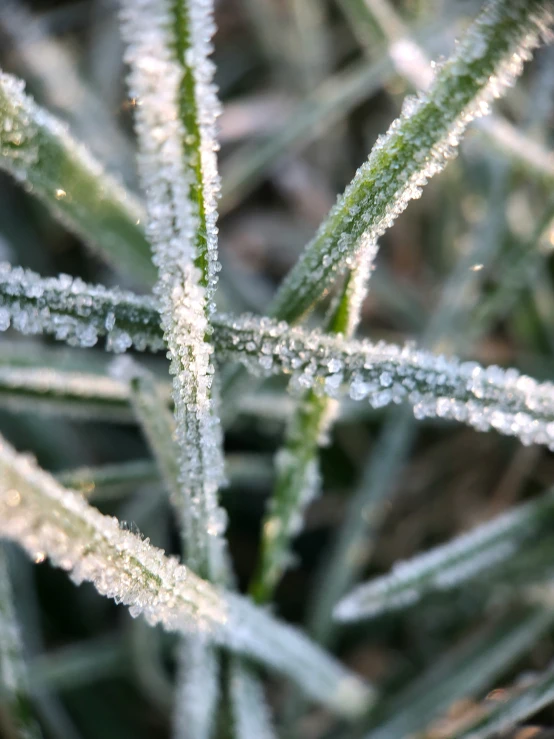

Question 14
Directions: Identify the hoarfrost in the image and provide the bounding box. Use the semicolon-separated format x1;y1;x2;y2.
0;435;371;716
119;0;227;582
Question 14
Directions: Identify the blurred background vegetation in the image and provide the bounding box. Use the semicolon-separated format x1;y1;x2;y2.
1;0;554;737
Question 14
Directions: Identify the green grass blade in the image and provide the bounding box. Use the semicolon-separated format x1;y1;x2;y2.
0;546;43;739
269;0;552;323
0;435;372;717
119;0;227;585
250;247;376;603
334;486;554;622
0;72;153;284
359;0;554;186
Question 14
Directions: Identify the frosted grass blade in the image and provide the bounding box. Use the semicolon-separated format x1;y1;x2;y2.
119;0;228;585
360;0;554;186
250;247;376;603
0;435;372;716
173;639;219;739
334;486;554;622
307;189;554;646
0;0;136;181
0;72;153;284
0;546;43;739
119;359;225;739
269;0;553;323
230;659;277;739
0;365;135;423
8;266;554;449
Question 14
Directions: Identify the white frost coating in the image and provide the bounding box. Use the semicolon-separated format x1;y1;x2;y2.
212;313;554;450
6;266;554;450
270;0;554;321
230;660;277;739
0;263;163;352
0;436;371;715
333;488;554;621
119;0;227;582
173;639;219;739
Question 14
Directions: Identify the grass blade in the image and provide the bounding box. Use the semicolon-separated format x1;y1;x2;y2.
0;435;372;716
0;546;43;739
119;0;228;585
249;247;376;603
0;72;153;284
334;486;554;622
229;659;276;739
269;0;552;323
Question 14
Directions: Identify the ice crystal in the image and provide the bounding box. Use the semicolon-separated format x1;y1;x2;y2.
230;660;277;739
334;487;554;621
0;263;163;352
0;73;152;282
0;435;371;716
119;0;227;582
269;0;553;323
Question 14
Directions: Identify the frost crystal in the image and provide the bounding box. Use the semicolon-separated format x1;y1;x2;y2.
269;0;553;323
334;487;554;621
119;0;227;582
0;436;371;716
0;263;163;352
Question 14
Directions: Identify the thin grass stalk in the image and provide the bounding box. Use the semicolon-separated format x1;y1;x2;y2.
0;546;43;739
334;484;554;621
269;0;553;323
0;72;153;284
0;435;372;716
120;359;224;739
229;659;277;739
249;246;376;603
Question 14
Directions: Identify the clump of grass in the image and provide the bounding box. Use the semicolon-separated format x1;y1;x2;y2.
0;1;553;738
